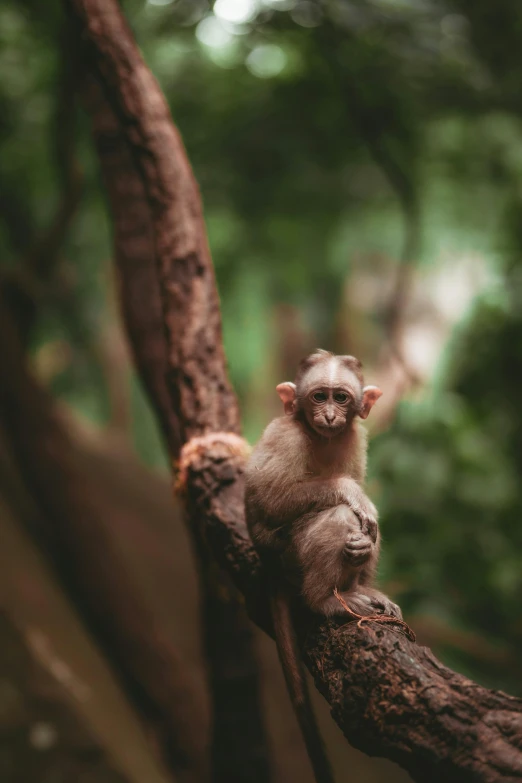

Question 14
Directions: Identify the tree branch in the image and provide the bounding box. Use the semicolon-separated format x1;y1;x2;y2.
71;2;239;456
64;1;522;781
68;6;272;781
181;439;522;783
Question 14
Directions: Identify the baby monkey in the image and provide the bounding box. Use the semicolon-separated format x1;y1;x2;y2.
245;349;400;617
245;349;401;783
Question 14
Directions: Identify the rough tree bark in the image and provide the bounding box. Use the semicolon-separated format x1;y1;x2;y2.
65;7;272;783
63;1;522;782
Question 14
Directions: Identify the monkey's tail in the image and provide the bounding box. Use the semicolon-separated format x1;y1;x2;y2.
270;586;336;783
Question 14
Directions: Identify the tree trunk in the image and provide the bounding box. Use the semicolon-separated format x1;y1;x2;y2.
0;497;171;783
0;302;208;783
64;3;273;781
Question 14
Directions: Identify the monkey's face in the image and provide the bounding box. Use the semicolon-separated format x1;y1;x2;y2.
303;387;358;436
278;352;382;433
295;357;362;436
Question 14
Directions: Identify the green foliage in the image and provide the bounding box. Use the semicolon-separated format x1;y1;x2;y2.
373;258;522;693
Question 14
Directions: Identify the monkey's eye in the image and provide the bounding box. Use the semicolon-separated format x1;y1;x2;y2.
334;393;348;404
312;392;327;403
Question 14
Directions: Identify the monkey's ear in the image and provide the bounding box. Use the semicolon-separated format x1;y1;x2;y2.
276;382;297;415
359;385;382;419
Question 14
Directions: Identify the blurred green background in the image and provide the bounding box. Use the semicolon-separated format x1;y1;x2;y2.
1;0;522;777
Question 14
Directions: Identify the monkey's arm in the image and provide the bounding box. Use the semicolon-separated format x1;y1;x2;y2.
245;417;343;528
245;474;351;551
293;477;378;535
246;417;379;554
246;473;380;563
247;473;366;527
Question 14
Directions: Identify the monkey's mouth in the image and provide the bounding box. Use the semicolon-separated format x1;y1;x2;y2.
314;422;345;436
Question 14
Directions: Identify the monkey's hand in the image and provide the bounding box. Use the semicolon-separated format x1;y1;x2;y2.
343;529;373;566
340;479;378;543
360;513;378;544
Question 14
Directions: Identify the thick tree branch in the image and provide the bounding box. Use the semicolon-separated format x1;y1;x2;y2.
68;7;271;781
64;1;522;781
182;440;522;783
70;3;239;456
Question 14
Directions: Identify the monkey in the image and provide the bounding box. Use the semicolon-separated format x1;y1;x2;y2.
244;349;402;783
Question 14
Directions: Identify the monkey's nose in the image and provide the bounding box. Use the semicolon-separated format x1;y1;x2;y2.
325;412;335;424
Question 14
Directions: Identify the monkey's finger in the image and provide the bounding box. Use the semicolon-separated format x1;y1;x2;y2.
361;518;378;542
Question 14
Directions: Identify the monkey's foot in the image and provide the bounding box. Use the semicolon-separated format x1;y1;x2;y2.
327;589;415;641
342;532;372;566
321;589;394;617
364;591;402;620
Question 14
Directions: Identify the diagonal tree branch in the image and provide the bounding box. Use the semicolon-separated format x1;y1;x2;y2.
67;7;272;782
71;4;239;455
63;2;522;782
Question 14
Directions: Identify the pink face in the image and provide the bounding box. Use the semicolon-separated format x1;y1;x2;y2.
277;354;382;437
299;358;361;435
